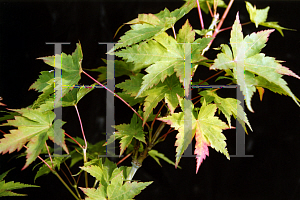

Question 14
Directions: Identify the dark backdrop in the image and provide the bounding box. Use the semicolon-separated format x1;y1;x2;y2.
0;0;299;200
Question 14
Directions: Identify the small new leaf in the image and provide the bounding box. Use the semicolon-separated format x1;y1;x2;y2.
245;1;295;36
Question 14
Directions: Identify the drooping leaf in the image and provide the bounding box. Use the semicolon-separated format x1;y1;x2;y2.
194;100;230;173
159;99;230;172
211;13;300;112
0;108;68;169
0;170;39;197
245;1;295;36
158;99;196;167
148;149;180;168
200;89;252;132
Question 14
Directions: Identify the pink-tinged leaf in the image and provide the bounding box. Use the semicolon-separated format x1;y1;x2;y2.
275;65;300;80
0;108;67;169
194;129;209;174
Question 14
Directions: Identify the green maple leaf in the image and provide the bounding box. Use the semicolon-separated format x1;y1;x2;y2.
245;1;295;36
113;0;196;50
0;169;39;197
115;21;211;97
0;108;68;169
211;13;300;112
148;149;179;168
80;163;152;200
143;74;184;123
200;90;252;133
107;171;151;200
35;43;83;102
112;114;146;156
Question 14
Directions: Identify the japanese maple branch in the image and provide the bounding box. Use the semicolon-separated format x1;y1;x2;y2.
64;132;83;149
74;104;87;149
23;145;80;200
196;0;204;30
150;101;166;143
63;161;82;199
74;104;88;188
82;70;149;130
205;0;234;52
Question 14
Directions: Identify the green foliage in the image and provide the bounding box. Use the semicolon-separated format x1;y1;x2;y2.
80;159;152;200
0;169;39;197
0;0;299;199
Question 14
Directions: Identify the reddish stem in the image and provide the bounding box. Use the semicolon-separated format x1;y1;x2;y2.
45;141;53;168
206;1;213;17
64;132;83;149
151;101;166;131
199;70;224;85
196;0;204;30
23;145;53;171
82;70;144;123
219;21;252;33
74;104;87;149
207;0;234;49
117;152;132;166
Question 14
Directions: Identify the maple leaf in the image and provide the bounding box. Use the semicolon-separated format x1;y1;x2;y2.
80;163;152;200
113;0;196;50
211;13;300;112
158;99;230;172
245;1;295;36
35;43;83;102
200;90;252;132
158;99;196;167
115;22;211;97
142;74;184;123
0;169;39;197
0;108;68;169
112;114;146;156
194;100;230;173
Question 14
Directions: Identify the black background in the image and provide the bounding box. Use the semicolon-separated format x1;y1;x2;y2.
0;0;299;199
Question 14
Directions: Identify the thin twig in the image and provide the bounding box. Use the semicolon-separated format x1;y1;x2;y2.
199;70;224;85
117;152;132;166
64;132;83;149
172;26;176;40
45;141;53;168
196;0;204;30
74;104;87;149
206;1;213;17
219;21;251;33
82;70;147;127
